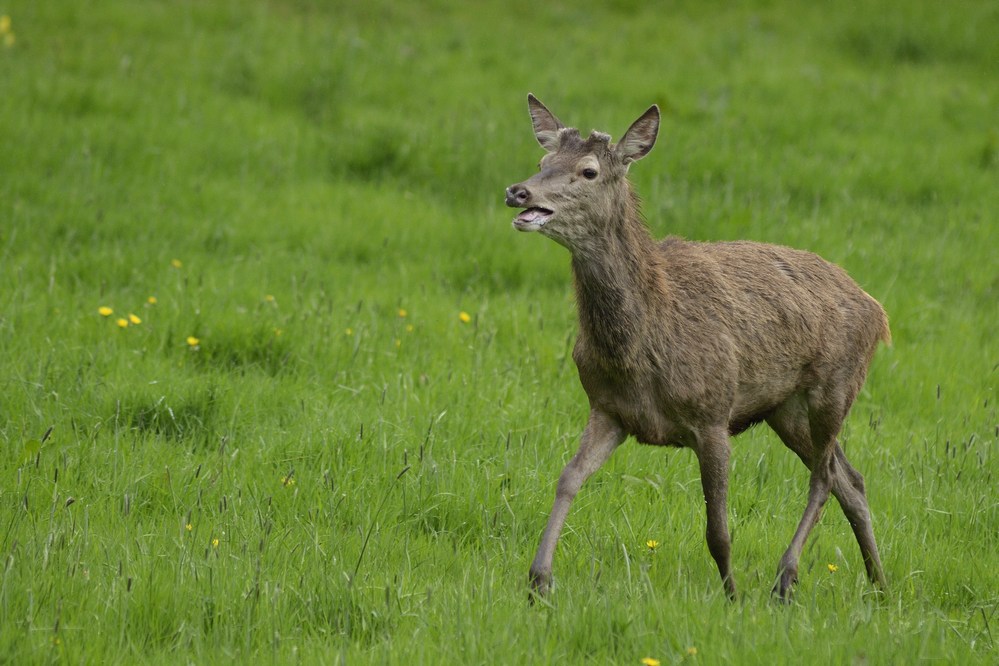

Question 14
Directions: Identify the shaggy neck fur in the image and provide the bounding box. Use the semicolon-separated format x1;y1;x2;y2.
570;184;659;369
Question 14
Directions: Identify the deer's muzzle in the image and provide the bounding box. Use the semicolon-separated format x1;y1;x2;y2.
506;183;553;231
505;183;531;207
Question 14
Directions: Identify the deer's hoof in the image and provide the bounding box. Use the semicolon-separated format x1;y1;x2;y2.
771;568;798;603
528;567;552;603
723;578;738;602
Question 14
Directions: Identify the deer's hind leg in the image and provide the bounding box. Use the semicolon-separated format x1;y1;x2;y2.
765;392;838;599
830;445;886;589
766;393;885;599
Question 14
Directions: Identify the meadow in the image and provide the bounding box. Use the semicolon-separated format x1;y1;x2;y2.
0;0;996;663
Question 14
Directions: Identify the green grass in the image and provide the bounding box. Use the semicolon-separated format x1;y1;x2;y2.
1;0;996;663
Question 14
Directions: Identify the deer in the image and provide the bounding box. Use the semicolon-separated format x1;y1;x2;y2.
505;94;890;602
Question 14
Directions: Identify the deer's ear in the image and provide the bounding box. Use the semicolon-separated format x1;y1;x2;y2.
527;93;564;152
616;105;660;164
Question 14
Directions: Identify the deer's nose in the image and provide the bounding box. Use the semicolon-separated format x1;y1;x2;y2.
505;184;530;207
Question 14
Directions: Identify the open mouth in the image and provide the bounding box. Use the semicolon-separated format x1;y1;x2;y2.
512;207;553;231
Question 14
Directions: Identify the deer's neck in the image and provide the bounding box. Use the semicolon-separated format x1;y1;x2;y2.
570;201;659;368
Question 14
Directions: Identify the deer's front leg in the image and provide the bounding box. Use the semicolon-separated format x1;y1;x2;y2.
695;426;737;600
529;409;625;599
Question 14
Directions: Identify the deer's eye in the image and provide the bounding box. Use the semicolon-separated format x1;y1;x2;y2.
582;168;598;180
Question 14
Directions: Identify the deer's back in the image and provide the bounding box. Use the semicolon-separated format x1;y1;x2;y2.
658;237;889;353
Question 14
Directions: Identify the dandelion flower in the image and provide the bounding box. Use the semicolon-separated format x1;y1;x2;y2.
641;658;661;666
265;294;275;303
98;306;113;317
686;647;698;656
0;17;12;50
147;296;157;305
128;313;141;325
398;308;407;318
646;539;659;552
827;563;839;573
211;538;219;548
170;258;183;269
459;311;472;324
345;328;354;336
116;318;129;328
186;336;200;347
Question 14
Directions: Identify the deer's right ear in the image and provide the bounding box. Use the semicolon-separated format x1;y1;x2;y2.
616;105;660;165
528;93;564;152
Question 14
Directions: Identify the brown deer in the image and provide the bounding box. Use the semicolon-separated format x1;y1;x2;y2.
505;94;890;601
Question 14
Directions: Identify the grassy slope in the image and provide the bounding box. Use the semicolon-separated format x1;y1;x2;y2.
0;0;996;663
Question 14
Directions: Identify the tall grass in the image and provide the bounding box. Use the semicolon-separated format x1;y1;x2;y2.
0;0;996;663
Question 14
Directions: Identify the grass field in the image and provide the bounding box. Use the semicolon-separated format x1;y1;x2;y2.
1;0;996;663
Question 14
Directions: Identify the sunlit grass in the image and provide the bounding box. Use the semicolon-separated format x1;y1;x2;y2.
0;0;996;663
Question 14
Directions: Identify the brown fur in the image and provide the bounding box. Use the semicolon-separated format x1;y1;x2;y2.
506;95;889;601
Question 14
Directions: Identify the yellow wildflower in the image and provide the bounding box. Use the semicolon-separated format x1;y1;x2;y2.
459;311;472;324
147;296;157;305
98;306;113;317
397;308;407;318
116;318;129;328
641;658;661;666
274;328;283;337
405;324;414;333
211;538;219;548
265;294;275;302
827;563;839;573
185;523;193;532
186;336;200;347
646;539;659;552
170;258;183;269
686;647;698;656
281;475;295;487
345;328;354;336
128;313;141;325
0;17;11;50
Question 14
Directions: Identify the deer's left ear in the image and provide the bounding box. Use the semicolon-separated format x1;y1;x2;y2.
616;105;660;164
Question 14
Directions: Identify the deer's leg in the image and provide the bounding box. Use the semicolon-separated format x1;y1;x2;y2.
529;409;625;598
766;397;817;599
766;390;846;600
768;394;886;597
695;426;736;600
774;461;833;600
831;444;887;589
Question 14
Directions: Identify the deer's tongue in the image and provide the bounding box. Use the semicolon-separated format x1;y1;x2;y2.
516;207;550;224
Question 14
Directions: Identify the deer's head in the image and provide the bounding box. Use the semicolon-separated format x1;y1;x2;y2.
505;95;660;251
